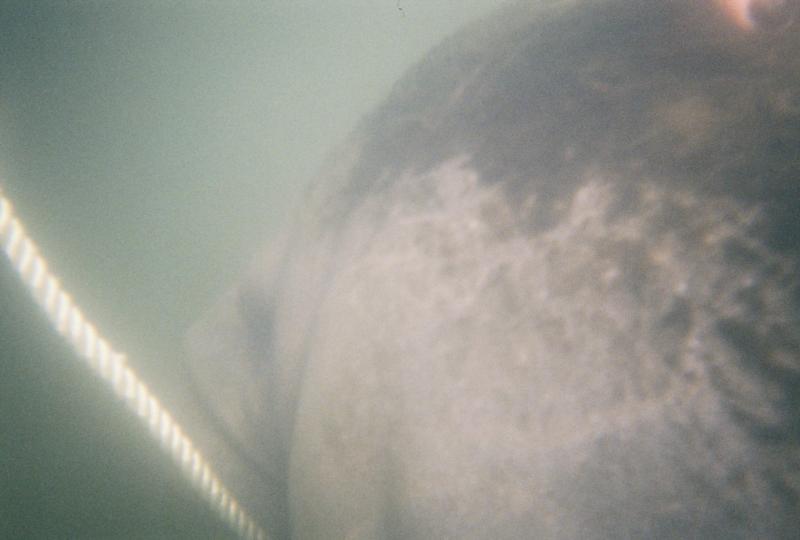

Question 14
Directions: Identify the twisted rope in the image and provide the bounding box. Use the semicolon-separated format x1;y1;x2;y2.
0;185;268;540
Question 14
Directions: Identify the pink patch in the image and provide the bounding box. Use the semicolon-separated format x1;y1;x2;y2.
716;0;795;31
718;0;757;29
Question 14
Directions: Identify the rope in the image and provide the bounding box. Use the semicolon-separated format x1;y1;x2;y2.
0;185;268;540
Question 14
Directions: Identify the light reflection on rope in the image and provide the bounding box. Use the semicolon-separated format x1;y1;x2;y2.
0;186;268;540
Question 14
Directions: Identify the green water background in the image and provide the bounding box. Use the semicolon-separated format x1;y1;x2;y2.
0;1;502;537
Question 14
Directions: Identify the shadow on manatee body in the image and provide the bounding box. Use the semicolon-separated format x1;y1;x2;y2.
185;1;800;538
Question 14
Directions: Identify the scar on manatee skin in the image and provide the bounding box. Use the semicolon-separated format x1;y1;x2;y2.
716;0;797;31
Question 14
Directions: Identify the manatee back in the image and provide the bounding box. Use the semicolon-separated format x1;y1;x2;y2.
282;1;800;538
187;1;800;538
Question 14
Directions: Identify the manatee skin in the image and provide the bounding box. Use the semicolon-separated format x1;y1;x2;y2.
186;1;800;538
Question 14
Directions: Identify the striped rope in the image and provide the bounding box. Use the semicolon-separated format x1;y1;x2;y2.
0;185;268;540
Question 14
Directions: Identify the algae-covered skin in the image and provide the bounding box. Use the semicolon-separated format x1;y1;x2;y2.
186;1;800;538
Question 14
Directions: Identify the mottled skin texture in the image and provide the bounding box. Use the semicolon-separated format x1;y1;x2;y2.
185;1;800;538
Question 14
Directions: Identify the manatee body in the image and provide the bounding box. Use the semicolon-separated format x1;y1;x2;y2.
186;1;800;538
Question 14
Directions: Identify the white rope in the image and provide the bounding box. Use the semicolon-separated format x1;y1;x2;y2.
0;185;268;540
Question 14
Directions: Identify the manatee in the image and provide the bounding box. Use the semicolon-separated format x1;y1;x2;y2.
184;1;800;538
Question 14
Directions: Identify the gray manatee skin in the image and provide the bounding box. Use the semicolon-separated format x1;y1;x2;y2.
185;1;800;538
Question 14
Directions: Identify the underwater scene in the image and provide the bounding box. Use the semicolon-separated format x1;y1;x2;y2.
1;1;798;538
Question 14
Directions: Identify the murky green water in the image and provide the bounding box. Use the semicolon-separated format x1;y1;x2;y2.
0;1;501;537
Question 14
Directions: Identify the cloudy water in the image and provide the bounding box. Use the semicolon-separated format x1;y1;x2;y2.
0;2;501;537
